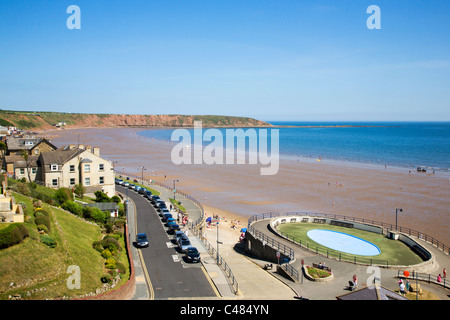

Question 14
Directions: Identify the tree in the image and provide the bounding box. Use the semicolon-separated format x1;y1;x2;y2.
74;183;85;198
94;190;111;203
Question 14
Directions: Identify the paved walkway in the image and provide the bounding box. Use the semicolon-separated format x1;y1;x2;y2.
127;180;296;300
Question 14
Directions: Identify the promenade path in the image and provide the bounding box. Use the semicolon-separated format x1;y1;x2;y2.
129;180;296;300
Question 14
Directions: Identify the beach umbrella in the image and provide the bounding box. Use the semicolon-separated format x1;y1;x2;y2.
240;228;247;233
206;217;212;223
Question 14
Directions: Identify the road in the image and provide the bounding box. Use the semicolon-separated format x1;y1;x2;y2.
117;185;218;299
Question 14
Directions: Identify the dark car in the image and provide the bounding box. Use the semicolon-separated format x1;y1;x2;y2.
139;187;147;195
185;247;200;263
162;213;172;222
136;233;149;248
150;195;160;204
168;223;180;234
144;190;152;198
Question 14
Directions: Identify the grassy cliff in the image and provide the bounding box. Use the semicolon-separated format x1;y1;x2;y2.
0;109;272;131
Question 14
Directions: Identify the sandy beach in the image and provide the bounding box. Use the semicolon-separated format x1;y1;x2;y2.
44;127;450;245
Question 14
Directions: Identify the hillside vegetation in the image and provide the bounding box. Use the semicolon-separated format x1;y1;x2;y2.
0;109;272;131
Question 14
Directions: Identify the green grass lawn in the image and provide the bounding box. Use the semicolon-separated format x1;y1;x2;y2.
277;222;423;266
0;194;105;300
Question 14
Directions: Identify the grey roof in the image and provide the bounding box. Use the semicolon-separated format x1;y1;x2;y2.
40;148;84;167
85;202;119;211
336;285;408;300
5;154;39;168
6;137;56;151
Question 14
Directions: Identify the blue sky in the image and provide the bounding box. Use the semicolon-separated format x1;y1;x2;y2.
0;0;449;121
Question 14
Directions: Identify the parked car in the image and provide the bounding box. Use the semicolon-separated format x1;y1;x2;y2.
178;238;192;253
135;186;142;192
123;182;130;187
168;223;180;234
144;191;152;198
166;218;176;227
185;247;200;263
139;187;147;195
162;213;172;222
129;184;135;190
115;178;124;185
174;230;184;242
136;233;149;248
150;195;160;204
161;208;170;215
177;234;189;246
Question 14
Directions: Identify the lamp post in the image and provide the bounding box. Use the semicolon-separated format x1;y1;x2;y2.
140;166;146;184
173;179;179;200
395;208;403;231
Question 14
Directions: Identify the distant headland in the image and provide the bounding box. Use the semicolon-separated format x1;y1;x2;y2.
0;109;272;131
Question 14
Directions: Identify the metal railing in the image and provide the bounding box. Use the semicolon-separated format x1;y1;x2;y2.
248;211;449;256
397;270;450;290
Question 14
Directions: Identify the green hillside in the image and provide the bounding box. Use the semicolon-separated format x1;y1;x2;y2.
0;191;127;300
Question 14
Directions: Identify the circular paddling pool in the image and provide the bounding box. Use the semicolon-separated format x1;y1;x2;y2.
306;229;381;256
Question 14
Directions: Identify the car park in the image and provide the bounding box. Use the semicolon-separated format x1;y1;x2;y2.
185;247;200;263
136;233;149;248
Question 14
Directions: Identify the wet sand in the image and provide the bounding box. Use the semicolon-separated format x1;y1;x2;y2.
44;127;450;245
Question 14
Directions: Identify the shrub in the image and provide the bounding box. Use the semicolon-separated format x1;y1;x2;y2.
91;207;107;223
110;195;121;204
37;224;49;234
55;187;73;204
94;191;111;203
100;273;113;284
62;201;83;216
74;183;85;198
35;215;51;232
101;249;112;259
40;235;57;248
105;258;116;269
116;262;126;275
0;223;29;249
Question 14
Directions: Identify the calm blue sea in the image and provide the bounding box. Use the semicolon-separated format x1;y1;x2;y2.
138;121;450;171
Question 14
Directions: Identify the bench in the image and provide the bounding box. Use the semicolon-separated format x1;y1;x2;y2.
312;263;332;273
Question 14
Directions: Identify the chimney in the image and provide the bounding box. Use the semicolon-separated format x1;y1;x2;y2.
93;147;100;156
86;145;92;152
78;144;85;150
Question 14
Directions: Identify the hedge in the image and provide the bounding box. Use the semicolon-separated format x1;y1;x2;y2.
35;215;51;233
0;223;29;249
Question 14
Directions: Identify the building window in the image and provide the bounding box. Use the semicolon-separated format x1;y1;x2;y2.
32;168;37;174
84;164;90;173
99;163;104;171
69;165;75;172
34;148;39;155
52;179;58;187
70;178;76;186
84;177;90;186
99;176;104;185
51;164;58;171
19;168;25;175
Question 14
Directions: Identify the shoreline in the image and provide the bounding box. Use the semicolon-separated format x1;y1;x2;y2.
46;127;450;245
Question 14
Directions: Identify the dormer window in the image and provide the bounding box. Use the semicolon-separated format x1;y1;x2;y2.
51;164;58;171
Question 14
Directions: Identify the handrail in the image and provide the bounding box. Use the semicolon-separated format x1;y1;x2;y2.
248;211;449;255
